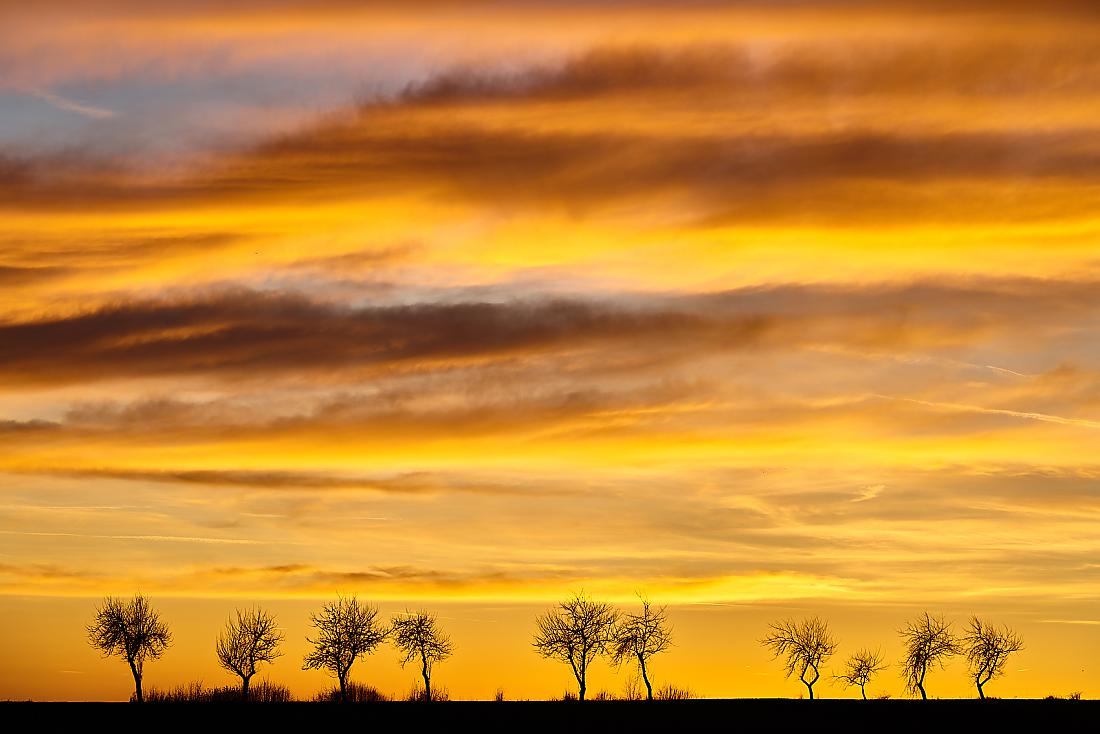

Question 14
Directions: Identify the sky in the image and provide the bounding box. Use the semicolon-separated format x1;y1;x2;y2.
1;0;1099;701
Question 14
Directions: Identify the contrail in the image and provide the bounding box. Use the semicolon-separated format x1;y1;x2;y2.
29;88;117;119
806;345;1035;378
0;529;258;545
984;364;1035;378
876;395;1100;430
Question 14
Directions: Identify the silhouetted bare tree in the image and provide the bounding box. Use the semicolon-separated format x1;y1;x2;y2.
532;591;619;701
962;616;1024;699
900;611;960;700
835;648;887;699
216;606;285;700
390;610;454;702
761;616;838;699
86;594;172;703
609;595;673;701
302;596;388;702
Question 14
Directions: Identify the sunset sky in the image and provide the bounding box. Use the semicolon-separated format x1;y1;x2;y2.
1;0;1099;701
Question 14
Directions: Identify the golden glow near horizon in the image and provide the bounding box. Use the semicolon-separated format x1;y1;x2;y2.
1;0;1099;701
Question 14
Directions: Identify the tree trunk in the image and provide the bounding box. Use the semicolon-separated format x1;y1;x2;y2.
977;679;986;700
802;664;819;700
129;660;143;703
573;659;585;701
242;674;251;702
338;672;347;703
422;656;432;702
640;656;653;701
917;681;927;700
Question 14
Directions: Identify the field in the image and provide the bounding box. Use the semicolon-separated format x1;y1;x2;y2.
1;700;1095;732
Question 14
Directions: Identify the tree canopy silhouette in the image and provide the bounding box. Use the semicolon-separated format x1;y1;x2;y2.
216;606;284;700
532;591;619;701
900;611;960;700
835;648;887;700
86;594;172;703
962;616;1024;699
609;595;673;701
390;610;454;702
302;596;388;702
761;616;838;700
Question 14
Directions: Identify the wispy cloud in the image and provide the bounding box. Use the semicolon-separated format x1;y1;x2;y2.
27;88;117;120
852;484;886;503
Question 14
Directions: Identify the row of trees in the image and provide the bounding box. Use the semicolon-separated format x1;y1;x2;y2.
88;595;452;703
761;611;1025;700
532;596;1025;701
533;593;672;701
88;593;1024;703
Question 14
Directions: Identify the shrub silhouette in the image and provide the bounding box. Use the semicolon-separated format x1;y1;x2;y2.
655;683;695;700
139;680;292;703
313;681;391;703
404;682;451;702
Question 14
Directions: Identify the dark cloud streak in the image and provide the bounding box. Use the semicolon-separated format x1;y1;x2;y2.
402;43;1100;103
9;129;1098;218
10;467;543;496
0;278;1095;387
5;42;1100;224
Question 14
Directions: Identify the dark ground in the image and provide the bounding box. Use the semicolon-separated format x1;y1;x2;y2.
1;700;1095;732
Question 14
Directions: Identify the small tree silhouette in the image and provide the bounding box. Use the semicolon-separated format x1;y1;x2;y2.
899;611;960;700
609;595;673;701
761;616;838;699
390;610;454;702
835;648;887;699
86;594;172;703
532;591;619;701
216;606;285;700
962;616;1024;699
303;596;388;702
